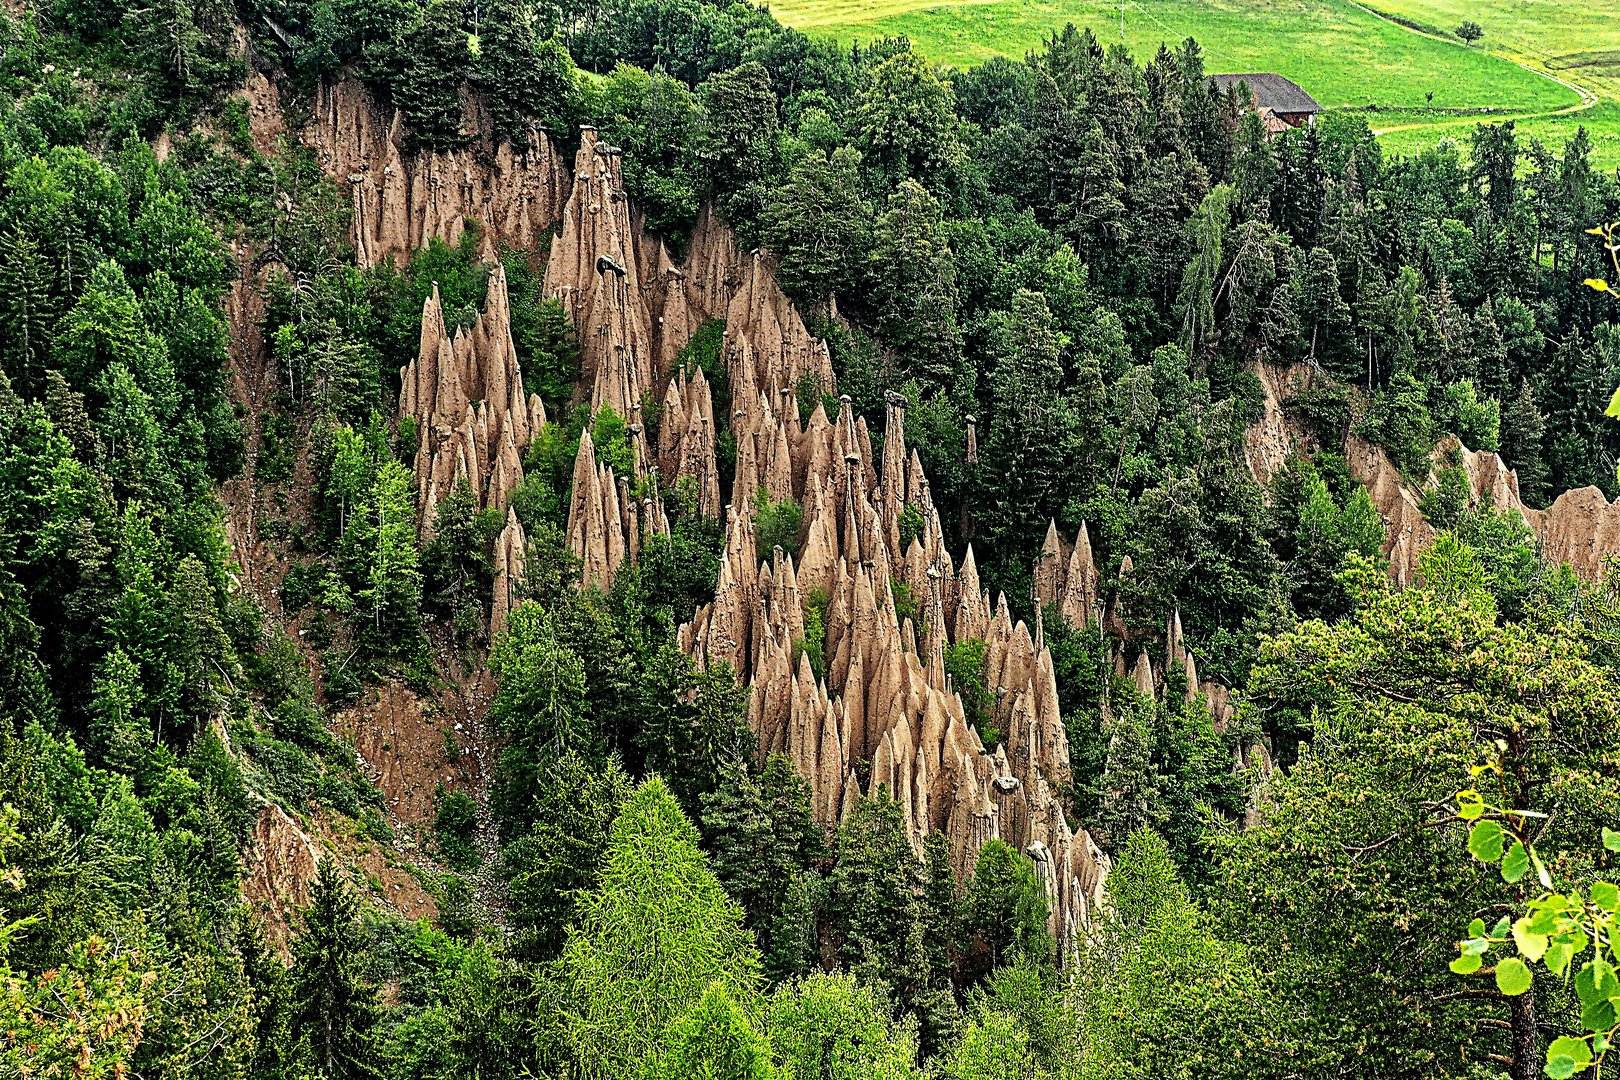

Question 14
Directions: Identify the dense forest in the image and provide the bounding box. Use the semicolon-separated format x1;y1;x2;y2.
2;0;1620;1077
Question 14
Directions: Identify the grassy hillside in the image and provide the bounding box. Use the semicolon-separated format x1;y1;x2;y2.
1367;0;1620;162
767;0;1620;165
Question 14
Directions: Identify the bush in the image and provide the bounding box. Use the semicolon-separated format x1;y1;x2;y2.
754;490;803;563
1419;464;1470;529
898;502;925;551
1356;373;1435;477
249;733;320;804
945;638;996;746
314;773;362;817
435;786;482;870
1440;380;1500;452
794;588;830;680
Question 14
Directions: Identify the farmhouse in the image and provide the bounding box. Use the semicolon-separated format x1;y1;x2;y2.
1210;72;1321;134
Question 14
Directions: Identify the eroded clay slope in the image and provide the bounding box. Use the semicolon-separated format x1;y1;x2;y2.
533;122;1107;939
1246;362;1620;582
306;84;1109;936
679;395;1110;944
309;80;567;267
1349;434;1620;583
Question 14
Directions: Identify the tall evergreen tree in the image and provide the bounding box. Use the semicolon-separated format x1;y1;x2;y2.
558;777;760;1079
827;794;927;1000
0;227;55;399
291;861;385;1080
865;180;962;392
1499;380;1550;507
961;839;1053;982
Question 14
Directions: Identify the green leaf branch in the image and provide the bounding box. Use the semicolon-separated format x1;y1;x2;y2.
1451;764;1620;1078
1586;222;1619;299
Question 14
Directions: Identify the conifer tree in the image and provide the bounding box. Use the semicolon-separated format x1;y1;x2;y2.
763;869;819;984
291;861;385;1080
344;460;423;654
962;839;1052;981
761;147;869;309
767;972;922;1080
239;907;301;1080
1499;380;1550;507
827;794;927;999
647;982;777;1080
0;227;55;399
865;180;961;392
701;752;775;929
422;476;499;642
558;777;760;1078
477;0;577;141
920;832;962;984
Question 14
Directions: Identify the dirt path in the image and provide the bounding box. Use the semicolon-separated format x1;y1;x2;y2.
1343;0;1598;137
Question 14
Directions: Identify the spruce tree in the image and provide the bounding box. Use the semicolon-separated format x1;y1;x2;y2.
962;840;1052;982
827;794;928;1000
502;752;628;959
292;861;385;1080
0;227;55;399
701;752;776;931
763;869;820;984
558;777;760;1078
920;832;962;985
1499;380;1550;508
239;907;302;1080
422;475;499;642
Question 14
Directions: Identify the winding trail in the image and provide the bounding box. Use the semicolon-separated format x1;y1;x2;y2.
1344;0;1598;137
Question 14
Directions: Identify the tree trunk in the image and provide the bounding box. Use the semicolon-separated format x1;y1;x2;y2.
1510;980;1538;1080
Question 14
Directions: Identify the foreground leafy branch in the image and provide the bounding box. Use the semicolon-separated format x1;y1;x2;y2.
1451;761;1620;1078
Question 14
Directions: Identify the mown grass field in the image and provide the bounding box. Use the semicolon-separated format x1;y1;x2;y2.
1367;0;1620;162
767;0;1620;166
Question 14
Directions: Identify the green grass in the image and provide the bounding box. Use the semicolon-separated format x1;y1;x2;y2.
1366;0;1620;159
768;0;1620;166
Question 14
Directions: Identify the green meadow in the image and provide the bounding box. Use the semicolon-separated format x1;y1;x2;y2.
767;0;1620;166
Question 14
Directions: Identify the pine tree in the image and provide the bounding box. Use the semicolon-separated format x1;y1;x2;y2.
920;832;962;984
962;840;1053;982
827;794;928;1000
647;982;777;1080
865;180;962;392
763;869;820;984
0;227;56;400
761;147;870;309
558;777;760;1078
1499;380;1550;508
291;861;385;1080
